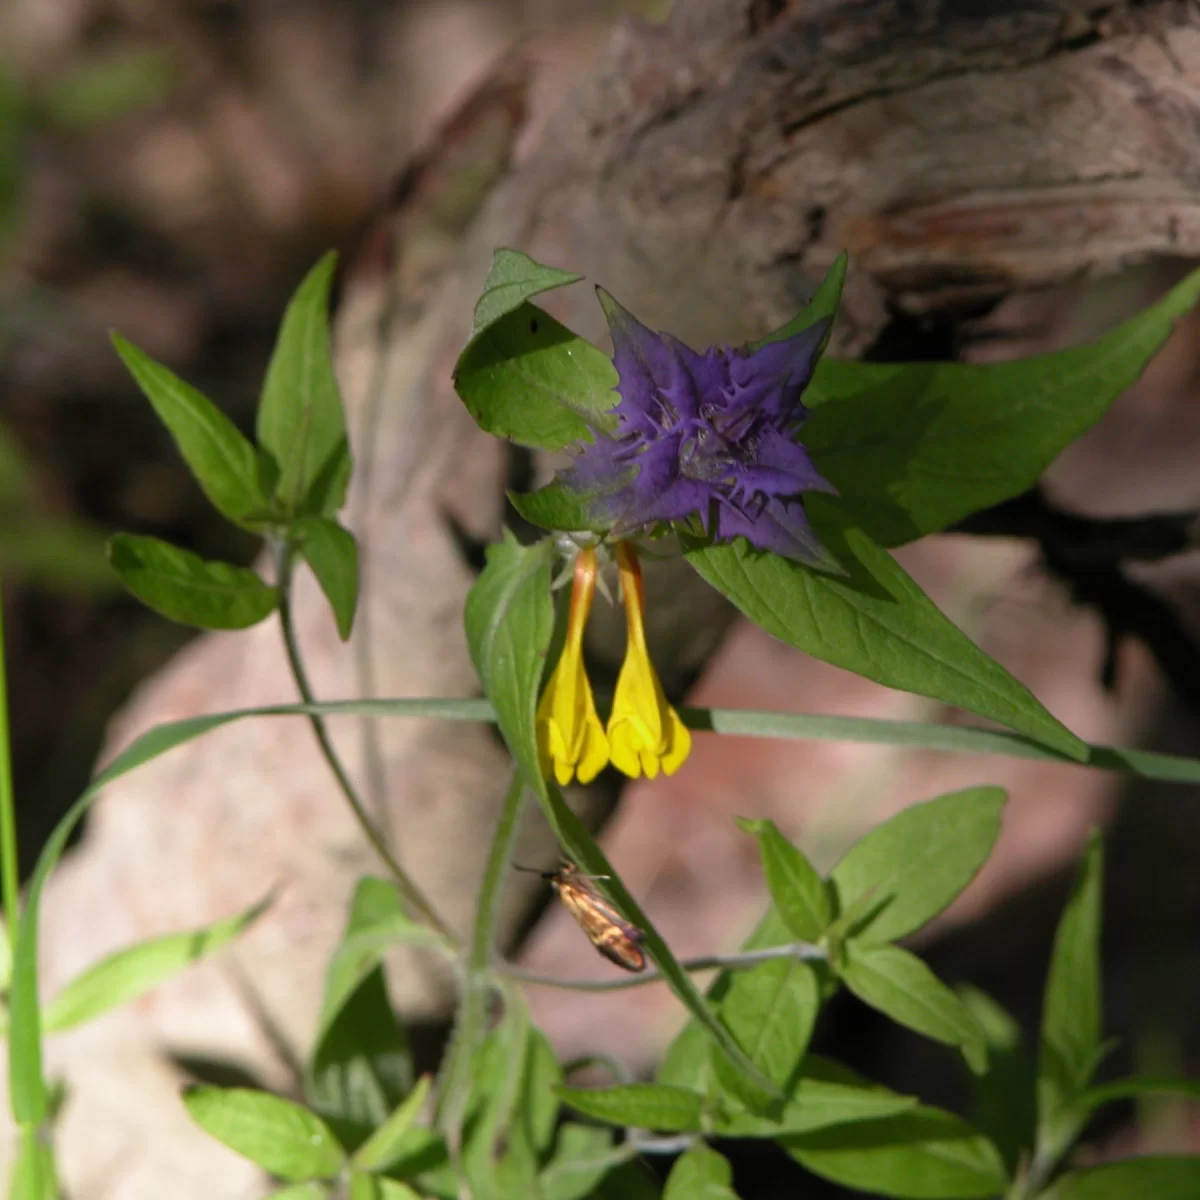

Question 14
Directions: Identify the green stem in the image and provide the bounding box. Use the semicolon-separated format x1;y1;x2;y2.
501;941;826;992
1008;1152;1056;1200
273;545;455;944
0;568;20;950
436;769;528;1150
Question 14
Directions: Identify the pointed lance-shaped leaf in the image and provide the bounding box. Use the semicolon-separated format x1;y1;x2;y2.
107;534;278;630
257;251;350;514
111;334;267;528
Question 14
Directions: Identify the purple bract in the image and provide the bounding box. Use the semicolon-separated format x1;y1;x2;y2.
560;290;838;564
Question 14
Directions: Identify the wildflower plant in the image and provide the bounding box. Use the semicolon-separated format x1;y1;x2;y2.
4;246;1200;1200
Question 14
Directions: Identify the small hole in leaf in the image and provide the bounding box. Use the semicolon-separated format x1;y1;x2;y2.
530;318;539;333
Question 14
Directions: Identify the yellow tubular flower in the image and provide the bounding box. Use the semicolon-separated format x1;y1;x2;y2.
607;542;692;779
536;548;609;785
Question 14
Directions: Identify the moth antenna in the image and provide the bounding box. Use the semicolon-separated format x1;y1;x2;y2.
558;860;611;882
511;862;554;877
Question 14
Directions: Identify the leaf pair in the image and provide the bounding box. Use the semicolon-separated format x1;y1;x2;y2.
109;252;358;639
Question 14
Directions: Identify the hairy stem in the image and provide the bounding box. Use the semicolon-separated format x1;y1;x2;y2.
436;769;527;1159
274;544;455;943
1008;1152;1056;1200
501;940;826;992
0;569;20;951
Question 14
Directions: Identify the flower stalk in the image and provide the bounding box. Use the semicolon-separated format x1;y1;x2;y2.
501;939;826;992
273;543;455;944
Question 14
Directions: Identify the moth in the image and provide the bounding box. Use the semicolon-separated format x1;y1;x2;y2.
517;861;647;972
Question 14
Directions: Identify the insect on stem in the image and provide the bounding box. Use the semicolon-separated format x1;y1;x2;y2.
513;860;645;972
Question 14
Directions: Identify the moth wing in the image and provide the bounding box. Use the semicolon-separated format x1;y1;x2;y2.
557;882;646;973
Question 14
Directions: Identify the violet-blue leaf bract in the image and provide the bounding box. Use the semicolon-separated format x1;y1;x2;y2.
557;289;840;567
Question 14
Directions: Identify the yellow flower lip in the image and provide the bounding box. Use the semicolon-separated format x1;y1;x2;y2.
605;543;691;780
536;542;691;784
536;547;609;785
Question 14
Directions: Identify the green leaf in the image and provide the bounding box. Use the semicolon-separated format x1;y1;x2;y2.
1070;1074;1200;1121
317;886;419;1019
521;1026;565;1158
751;253;847;353
803;265;1200;547
593;1161;662;1200
304;437;352;518
656;1020;714;1096
958;984;1036;1173
472;249;583;334
493;1125;542;1200
508;479;614;536
540;1125;636;1200
353;1076;431;1172
307;965;410;1148
348;1171;421;1200
40;894;268;1034
294;516;359;640
655;907;804;1109
1040;1156;1200;1200
257;252;349;514
557;1083;704;1131
838;942;987;1073
663;1144;738;1200
737;818;830;941
1038;830;1104;1142
785;1106;1009;1198
375;1128;448;1183
308;880;414;1143
320;878;450;987
182;1087;345;1181
376;1180;421;1200
107;534;278;630
460;996;562;1197
687;504;1085;760
111;334;267;527
715;1056;918;1137
828;786;1007;943
265;1186;326;1200
463;536;555;795
458;991;538;1200
454;305;618;452
711;957;820;1110
1039;1073;1200;1176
